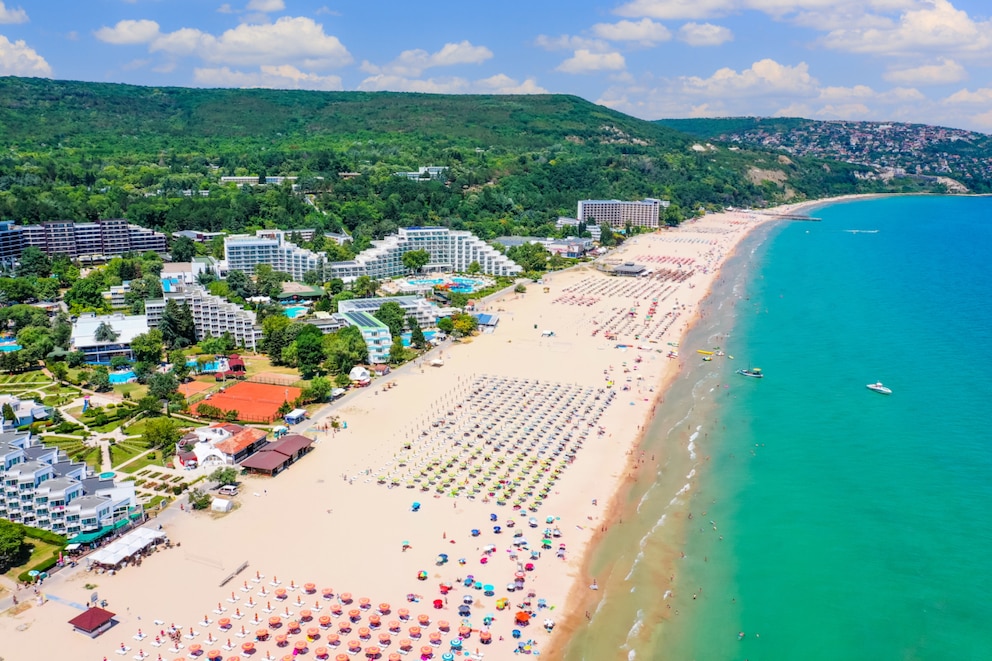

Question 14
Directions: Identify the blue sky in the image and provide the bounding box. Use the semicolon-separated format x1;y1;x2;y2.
1;0;991;132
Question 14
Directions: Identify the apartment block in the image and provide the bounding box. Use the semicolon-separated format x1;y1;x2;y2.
576;199;670;229
145;282;262;351
337;296;441;329
0;431;136;538
11;219;167;260
223;230;325;281
339;311;392;364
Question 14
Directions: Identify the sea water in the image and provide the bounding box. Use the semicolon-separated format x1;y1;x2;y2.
560;196;992;660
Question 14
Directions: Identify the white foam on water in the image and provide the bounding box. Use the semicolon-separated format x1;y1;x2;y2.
662;589;672;599
636;482;658;514
686;468;696;480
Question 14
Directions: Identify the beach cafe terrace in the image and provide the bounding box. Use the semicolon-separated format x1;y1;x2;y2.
85;527;167;570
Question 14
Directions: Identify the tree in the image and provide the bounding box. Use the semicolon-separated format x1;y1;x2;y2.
389;335;407;365
17;246;51;278
451;312;479;337
159;300;196;348
225;269;255;300
64;276;108;311
334;373;351;388
301;375;332;403
254;263;290;299
50;361;68;383
262;314;291;365
466;260;482;275
169;349;191;382
33;277;59;302
130;329;164;364
408;316;426;350
110;356;131;371
331;290;355;313
374;301;406;337
351;275;379;298
514;283;527;293
171;235;196;262
326;278;345;295
303;269;321;286
143;417;181;457
0;520;26;572
402;249;431;273
437;317;454;334
187;488;212;510
94;322;119;343
90;366;111;392
1;402;16;425
324;326;368;375
147;372;179;402
506;242;548;272
136;395;162;416
295;324;326;379
209;466;239;486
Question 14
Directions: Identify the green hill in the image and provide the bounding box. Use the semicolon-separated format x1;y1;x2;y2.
0;77;949;241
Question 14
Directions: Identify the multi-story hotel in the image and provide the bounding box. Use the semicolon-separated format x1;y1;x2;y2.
339;311;392;364
327;227;522;282
0;219;168;261
0;219;166;266
337;295;442;329
225;227;521;284
0;431;136;538
576;198;670;229
145;282;263;351
69;313;151;364
223;230;326;281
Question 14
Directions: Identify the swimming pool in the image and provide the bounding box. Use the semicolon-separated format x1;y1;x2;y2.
284;305;309;319
109;370;136;384
398;275;489;293
0;342;22;352
401;330;437;347
187;359;221;372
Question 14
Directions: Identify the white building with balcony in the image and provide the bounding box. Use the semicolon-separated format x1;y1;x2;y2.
0;431;136;537
337;295;442;329
145;282;262;351
223;230;325;281
577;198;670;229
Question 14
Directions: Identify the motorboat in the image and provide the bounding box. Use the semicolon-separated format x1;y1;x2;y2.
866;382;892;395
736;367;763;378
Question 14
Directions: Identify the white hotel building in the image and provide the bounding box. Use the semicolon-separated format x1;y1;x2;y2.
0;431;136;538
577;198;670;229
224;230;326;282
145;282;263;351
326;227;522;282
224;227;521;284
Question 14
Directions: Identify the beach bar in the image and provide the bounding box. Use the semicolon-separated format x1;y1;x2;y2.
68;607;117;638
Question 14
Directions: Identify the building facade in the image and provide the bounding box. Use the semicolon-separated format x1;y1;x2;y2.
576;199;669;229
145;282;262;351
339;311;392;364
337;296;441;329
69;313;151;364
327;227;522;282
4;219;168;260
0;431;136;537
223;230;325;281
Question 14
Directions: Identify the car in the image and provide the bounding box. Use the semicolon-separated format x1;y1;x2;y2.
218;485;239;496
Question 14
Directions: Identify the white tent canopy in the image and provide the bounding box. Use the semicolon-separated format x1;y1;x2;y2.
87;527;166;567
349;366;370;381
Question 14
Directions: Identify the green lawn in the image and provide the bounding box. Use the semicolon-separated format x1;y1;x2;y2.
118;451;165;473
123;417;151;436
114;381;148;400
3;537;61;581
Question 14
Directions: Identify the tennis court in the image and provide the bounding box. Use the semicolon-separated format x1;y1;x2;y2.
193;380;303;423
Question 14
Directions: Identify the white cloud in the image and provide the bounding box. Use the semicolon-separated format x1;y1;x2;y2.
969;109;992;129
194;64;342;90
0;2;27;24
361;41;492;77
358;72;547;94
94;19;161;45
614;0;735;20
821;0;992;57
943;87;992;104
884;58;966;85
556;49;626;74
246;0;284;11
677;22;733;46
218;4;234;14
92;16;347;70
615;0;918;22
680;58;817;97
591;18;672;45
534;34;610;52
0;34;51;76
474;74;549;94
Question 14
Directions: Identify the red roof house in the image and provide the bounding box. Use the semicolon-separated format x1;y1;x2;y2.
68;607;117;637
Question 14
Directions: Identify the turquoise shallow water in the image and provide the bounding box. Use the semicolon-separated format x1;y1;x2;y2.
561;196;992;661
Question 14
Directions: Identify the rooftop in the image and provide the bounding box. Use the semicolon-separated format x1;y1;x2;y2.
70;313;150;348
214;427;267;456
340;310;388;331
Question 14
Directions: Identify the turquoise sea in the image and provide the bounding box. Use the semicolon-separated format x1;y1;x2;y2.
560;196;992;660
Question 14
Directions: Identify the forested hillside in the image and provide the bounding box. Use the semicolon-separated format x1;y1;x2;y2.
657;117;992;193
0;77;942;246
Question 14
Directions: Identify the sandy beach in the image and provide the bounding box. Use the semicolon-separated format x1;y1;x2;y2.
0;202;834;661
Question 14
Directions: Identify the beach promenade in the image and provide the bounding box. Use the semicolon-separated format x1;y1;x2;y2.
0;206;798;661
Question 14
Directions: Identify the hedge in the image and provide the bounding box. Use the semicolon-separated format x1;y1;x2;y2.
23;526;68;546
17;549;61;584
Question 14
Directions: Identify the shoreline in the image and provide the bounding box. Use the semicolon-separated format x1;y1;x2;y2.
0;194;859;661
544;194;861;659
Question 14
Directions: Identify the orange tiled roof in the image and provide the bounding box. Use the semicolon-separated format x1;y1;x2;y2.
214;427;267;456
